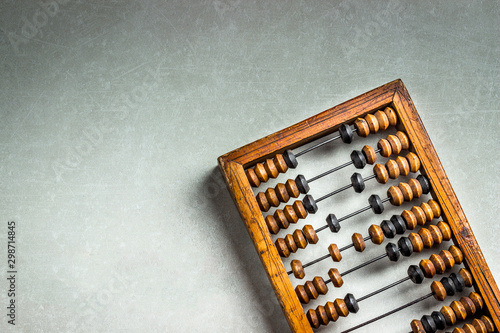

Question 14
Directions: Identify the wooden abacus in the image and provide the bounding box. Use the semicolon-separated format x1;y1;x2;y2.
217;80;499;332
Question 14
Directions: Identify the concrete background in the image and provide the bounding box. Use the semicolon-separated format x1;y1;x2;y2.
0;1;498;332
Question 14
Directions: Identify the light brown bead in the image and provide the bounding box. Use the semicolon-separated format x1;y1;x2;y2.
325;301;339;322
378;138;392;157
439;250;455;270
291;260;305;279
440;305;457;326
293;229;307;249
265;215;279;234
437;221;452;241
402;210;418;230
275;238;290;257
472;319;487;333
246;168;260;187
254;163;269;182
365;114;380;133
293;200;308;219
406;152;421;172
283;205;299;224
275;183;290;203
428;224;443;244
459;268;473;287
265;188;280;207
306;308;319;328
408;178;423;198
469;292;484;310
285;179;300;198
274;209;289;229
316;305;329;326
453;328;466;333
355;117;370;137
451;300;467;321
431;281;447;301
384;107;398;126
313;276;328;295
411;206;427;226
369;224;384;244
264;159;279;178
418;227;434;248
388;185;404;206
334;298;349;317
256;192;270;211
460;296;476;316
387;134;402;155
420;258;436;278
428;200;442;218
420;202;435;222
411;319;426;333
375;110;389;130
396;131;409;149
399;182;414;201
284;234;298;253
430;253;446;274
328;268;343;287
449;245;464;264
395;155;410;176
303;225;319;244
274;154;288;173
373;164;389;184
480;315;494;332
352;233;366;252
296;284;310;303
462;324;475;333
362;145;377;164
304;280;319;300
328;243;342;262
386;159;400;179
409;232;424;252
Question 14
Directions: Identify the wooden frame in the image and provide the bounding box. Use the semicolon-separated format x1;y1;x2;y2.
217;79;499;332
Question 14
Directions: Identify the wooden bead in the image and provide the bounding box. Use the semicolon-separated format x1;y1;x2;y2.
313;276;328;295
440;305;457;326
453;328;466;333
451;300;467;321
462;324;476;333
246;168;260;187
373;164;389;184
283;205;299;224
411;319;426;333
431;281;447;301
328;243;342;262
369;224;384;244
459;268;473;287
334;298;349;317
291;260;305;279
378;138;392;157
418;227;434;248
480;315;494;332
460;296;476;316
304;280;319;300
402;210;418;229
306;308;319;328
386;159;400;179
355;118;370;137
437;221;452;241
362;145;377;164
449;245;464;264
384;107;398;126
285;179;300;198
328;268;343;287
396;131;410;149
254;163;269;182
420;258;436;278
365;114;380;133
316;305;329;326
256;192;270;211
409;232;424;252
265;215;280;234
275;183;290;203
388;185;404;206
293;200;308;219
411;206;427;226
303;225;319;244
406;152;421;172
428;200;442;218
284;234;298;253
399;182;414;201
325;301;339;322
469;292;484;310
274;154;288;173
264;159;279;178
430;253;446;274
395;155;410;176
265;188;280;207
472;319;487;333
420;202;435;222
352;233;366;252
439;250;455;270
375;110;389;130
296;284;310;303
293;229;307;249
275;238;290;257
428;224;443;244
274;209;289;229
408;178;423;198
387;134;402;155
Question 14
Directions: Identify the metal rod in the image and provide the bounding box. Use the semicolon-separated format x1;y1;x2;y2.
357;276;411;302
307;161;352;183
341;253;387;276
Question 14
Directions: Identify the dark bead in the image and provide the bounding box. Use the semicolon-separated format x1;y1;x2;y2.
350;150;367;169
326;214;341;233
421;314;437;333
408;265;425;284
302;195;318;214
440;277;456;296
283;149;298;168
450;272;465;292
431;311;446;330
351;173;365;193
385;242;400;262
390;215;406;234
368;194;384;214
344;293;359;313
397;237;413;257
417;175;430;194
381;220;396;238
339;123;354;143
295;174;310;194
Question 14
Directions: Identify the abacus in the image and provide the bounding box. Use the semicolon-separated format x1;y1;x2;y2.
217;80;499;332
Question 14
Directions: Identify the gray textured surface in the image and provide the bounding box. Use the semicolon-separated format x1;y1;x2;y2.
0;1;499;332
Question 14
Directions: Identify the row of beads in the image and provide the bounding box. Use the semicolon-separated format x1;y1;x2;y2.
265;200;308;235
